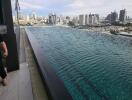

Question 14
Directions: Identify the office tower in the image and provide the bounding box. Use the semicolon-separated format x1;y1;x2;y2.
119;9;126;22
48;13;57;24
89;14;93;25
89;14;99;25
106;11;118;23
111;12;118;23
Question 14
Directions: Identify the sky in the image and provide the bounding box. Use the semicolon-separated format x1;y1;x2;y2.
11;0;132;17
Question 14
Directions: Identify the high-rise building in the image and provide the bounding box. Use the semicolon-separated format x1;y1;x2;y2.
111;12;118;23
31;12;37;20
72;16;79;25
119;9;126;22
89;14;93;25
92;14;99;25
105;14;111;22
58;15;64;25
105;11;118;23
48;13;57;24
89;14;99;25
85;14;89;25
78;14;99;26
95;14;99;24
79;15;85;25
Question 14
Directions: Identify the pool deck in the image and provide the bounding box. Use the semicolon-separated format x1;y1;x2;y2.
0;28;49;100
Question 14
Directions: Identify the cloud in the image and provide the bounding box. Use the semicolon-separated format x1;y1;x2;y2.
67;0;107;9
11;0;132;17
62;0;132;17
19;1;43;9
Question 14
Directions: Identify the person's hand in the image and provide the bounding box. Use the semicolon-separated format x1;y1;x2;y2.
3;51;8;58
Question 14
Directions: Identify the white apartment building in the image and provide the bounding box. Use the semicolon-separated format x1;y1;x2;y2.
13;16;16;22
25;15;30;22
79;15;85;25
85;14;89;25
89;14;99;25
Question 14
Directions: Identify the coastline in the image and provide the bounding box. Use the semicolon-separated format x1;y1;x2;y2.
81;28;132;37
22;25;132;37
81;28;111;35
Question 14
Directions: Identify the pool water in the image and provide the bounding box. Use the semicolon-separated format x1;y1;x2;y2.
28;26;132;100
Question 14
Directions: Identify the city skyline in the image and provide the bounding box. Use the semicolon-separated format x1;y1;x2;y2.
11;0;132;17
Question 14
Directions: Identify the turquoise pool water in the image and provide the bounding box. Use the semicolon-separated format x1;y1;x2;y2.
28;26;132;100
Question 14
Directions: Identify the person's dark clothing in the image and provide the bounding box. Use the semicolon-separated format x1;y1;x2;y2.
0;34;7;79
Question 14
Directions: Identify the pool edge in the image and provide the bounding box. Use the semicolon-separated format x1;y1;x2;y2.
25;28;73;100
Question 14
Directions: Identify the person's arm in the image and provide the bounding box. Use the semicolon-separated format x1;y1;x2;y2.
1;42;8;57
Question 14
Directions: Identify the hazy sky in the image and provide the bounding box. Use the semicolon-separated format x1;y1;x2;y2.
12;0;132;17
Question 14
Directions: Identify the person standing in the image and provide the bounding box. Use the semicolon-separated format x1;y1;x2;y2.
0;34;8;86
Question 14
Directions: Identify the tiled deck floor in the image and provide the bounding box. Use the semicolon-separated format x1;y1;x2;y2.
0;63;33;100
0;28;49;100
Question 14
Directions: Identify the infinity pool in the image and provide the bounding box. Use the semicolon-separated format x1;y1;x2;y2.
28;26;132;100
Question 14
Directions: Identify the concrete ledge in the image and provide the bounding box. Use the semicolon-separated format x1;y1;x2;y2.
25;28;73;100
119;33;132;37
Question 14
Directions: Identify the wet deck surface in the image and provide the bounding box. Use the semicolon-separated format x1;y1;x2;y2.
0;28;49;100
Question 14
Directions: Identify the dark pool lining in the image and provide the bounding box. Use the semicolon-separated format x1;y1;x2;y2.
51;47;109;100
25;29;73;100
45;29;109;99
35;30;109;99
